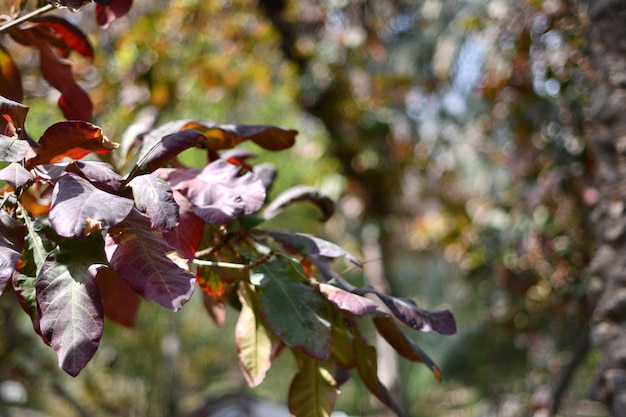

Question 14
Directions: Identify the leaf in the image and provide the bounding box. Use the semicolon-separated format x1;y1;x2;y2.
318;283;378;316
11;26;93;121
254;162;277;192
31;16;94;61
26;121;118;169
373;316;441;381
45;0;90;10
163;191;204;260
0;134;31;163
236;284;274;387
95;0;133;28
181;120;297;151
128;174;179;231
288;357;338;417
202;291;226;326
251;257;332;360
95;266;140;327
14;212;50;339
331;325;356;369
354;339;406;417
131;129;209;178
36;236;106;376
0;95;28;133
262;230;362;267
104;210;195;311
360;289;456;335
49;173;134;238
0;210;25;293
263;186;334;222
175;159;266;224
0;162;33;188
66;161;123;190
0;45;23;103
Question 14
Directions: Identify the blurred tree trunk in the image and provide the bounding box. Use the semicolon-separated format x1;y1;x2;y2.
585;1;626;414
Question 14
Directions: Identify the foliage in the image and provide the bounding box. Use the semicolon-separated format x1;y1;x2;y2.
0;1;456;415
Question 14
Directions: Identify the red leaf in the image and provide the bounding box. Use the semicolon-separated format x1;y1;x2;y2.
95;266;140;327
318;283;378;316
0;210;25;293
31;17;94;60
27;121;118;168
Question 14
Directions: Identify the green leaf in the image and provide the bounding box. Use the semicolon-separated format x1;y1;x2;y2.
251;257;332;360
36;235;106;376
236;284;274;387
288;356;338;417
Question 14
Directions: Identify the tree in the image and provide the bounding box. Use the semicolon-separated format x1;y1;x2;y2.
0;0;456;416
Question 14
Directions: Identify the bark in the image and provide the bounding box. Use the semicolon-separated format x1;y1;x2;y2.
586;1;626;414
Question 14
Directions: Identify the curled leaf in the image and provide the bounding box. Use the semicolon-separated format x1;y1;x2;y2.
263;185;334;222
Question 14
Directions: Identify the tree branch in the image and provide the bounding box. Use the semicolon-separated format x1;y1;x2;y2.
0;4;55;34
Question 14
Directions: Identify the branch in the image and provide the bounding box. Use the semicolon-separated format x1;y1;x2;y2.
0;4;55;34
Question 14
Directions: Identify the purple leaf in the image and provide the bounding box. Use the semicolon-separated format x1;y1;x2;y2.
262;229;362;267
254;163;277;192
0;162;34;188
66;161;123;190
175;159;265;224
104;210;195;311
36;237;106;376
163;191;204;260
132;129;209;178
0;95;28;134
263;186;334;222
128;174;179;231
49;173;134;238
318;283;378;316
357;287;456;335
0;210;25;293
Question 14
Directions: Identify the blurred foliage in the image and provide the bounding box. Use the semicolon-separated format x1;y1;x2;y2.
0;0;611;416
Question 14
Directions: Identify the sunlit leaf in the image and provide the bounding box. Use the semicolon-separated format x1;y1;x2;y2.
175;159;265;224
31;16;94;60
236;284;273;387
318;283;378;316
262;229;362;267
27;121;118;168
128;174;179;231
182;120;297;151
254;163;277;192
131;129;209;178
354;338;406;417
104;210;195;311
251;257;332;360
262;185;334;222
0;134;31;162
163;191;204;260
95;265;140;327
0;210;25;293
373;316;441;381
36;236;106;376
49;173;134;238
0;162;33;188
288;357;338;417
0;45;23;103
66;161;123;189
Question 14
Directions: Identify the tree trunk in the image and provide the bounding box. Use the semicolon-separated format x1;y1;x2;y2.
586;1;626;414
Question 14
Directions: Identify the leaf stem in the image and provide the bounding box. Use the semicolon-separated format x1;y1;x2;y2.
0;4;55;34
192;259;248;269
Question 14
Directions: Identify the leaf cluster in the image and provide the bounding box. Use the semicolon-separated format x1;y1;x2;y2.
0;1;457;415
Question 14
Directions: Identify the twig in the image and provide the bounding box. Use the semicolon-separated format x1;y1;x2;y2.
0;4;55;34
